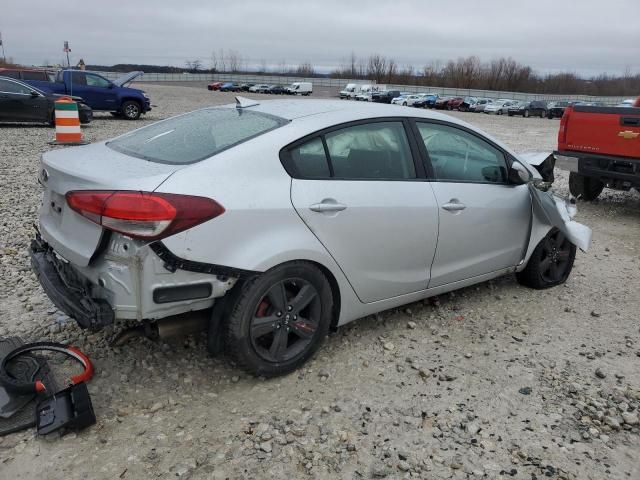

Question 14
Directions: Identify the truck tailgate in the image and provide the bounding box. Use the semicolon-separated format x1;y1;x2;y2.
561;106;640;159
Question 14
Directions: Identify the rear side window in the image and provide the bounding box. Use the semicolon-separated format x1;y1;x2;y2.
0;70;20;79
70;72;87;86
289;138;330;178
22;71;48;81
108;108;287;164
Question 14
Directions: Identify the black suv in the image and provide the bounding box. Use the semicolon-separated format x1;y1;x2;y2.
372;90;401;103
547;101;570;119
508;100;548;118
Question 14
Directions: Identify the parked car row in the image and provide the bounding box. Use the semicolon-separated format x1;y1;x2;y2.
338;84;622;119
208;81;312;95
0;75;93;125
0;67;151;120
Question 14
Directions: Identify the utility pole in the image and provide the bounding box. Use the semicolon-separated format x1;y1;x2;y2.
64;41;71;67
64;41;72;97
0;32;6;64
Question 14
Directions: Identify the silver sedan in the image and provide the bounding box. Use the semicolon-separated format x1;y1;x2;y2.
32;98;591;376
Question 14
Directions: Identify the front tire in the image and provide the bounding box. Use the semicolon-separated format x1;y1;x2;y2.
569;172;604;201
524;110;530;118
516;228;576;289
121;100;142;120
225;262;333;377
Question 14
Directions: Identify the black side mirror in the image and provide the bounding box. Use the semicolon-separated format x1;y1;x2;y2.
30;91;40;98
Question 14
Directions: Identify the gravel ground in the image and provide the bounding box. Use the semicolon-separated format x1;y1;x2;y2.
0;84;639;479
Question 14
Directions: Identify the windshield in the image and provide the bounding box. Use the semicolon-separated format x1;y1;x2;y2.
107;108;287;164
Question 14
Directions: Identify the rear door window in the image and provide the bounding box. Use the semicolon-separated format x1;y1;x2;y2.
0;70;20;79
325;122;416;179
108;108;287;164
22;71;48;81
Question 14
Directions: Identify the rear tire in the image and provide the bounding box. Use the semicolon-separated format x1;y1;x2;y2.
224;262;333;377
569;172;604;201
516;228;576;289
524;110;530;118
541;110;547;118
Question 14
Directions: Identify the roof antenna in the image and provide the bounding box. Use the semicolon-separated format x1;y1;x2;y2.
235;96;259;109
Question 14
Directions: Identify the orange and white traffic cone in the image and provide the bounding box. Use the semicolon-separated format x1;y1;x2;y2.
49;96;89;146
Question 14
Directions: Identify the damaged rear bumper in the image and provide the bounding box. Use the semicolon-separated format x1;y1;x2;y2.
30;235;114;329
31;230;242;330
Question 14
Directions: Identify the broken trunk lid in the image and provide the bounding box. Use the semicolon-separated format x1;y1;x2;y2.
39;142;181;267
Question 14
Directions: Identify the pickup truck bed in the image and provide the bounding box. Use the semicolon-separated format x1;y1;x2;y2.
554;104;640;200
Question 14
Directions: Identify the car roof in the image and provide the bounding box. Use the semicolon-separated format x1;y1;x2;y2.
228;98;473;127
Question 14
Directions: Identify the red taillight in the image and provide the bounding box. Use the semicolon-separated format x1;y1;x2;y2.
65;191;224;240
558;106;572;147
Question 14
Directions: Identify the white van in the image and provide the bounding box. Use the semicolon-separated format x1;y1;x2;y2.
287;82;312;96
339;83;361;99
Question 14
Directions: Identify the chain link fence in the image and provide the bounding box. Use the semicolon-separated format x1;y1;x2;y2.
97;71;628;105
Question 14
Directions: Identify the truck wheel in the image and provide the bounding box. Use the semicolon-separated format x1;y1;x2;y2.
569;172;604;201
224;261;333;377
541;110;546;118
524;110;530;118
121;101;142;120
516;228;576;289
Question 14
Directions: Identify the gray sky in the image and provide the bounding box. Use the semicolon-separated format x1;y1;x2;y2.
2;0;639;76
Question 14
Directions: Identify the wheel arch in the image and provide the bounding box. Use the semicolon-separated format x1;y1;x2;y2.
253;251;348;331
119;96;143;108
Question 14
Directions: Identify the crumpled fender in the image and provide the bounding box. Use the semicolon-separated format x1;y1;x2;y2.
518;152;556;183
528;184;592;252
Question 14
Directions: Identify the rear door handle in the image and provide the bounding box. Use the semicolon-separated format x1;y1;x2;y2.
442;200;466;212
309;200;347;213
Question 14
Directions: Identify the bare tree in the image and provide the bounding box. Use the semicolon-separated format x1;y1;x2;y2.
210;51;218;72
296;62;315;76
349;51;357;77
185;59;203;73
227;49;241;72
367;54;387;83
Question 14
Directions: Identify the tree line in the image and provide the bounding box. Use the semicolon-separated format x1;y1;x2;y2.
3;53;638;96
330;54;640;97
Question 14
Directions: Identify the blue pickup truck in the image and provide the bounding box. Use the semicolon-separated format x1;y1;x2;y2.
24;70;151;120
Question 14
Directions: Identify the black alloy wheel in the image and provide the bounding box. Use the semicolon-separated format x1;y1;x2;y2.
516;228;576;289
538;230;573;284
250;279;321;363
224;262;333;376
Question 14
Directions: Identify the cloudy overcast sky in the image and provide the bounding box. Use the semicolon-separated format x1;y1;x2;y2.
2;0;639;76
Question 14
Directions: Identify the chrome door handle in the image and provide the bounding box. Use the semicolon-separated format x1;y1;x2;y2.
309;201;347;213
442;201;466;212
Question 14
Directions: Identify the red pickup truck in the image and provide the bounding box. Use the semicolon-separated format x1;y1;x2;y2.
554;97;640;200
